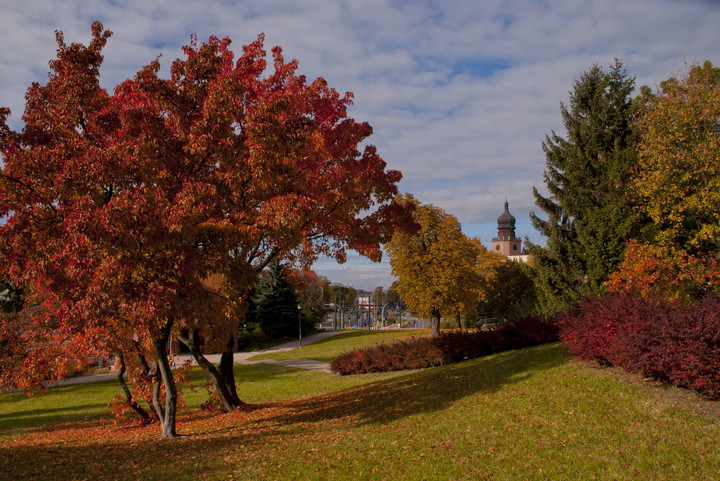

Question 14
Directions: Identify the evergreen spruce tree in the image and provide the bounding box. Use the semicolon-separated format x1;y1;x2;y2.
247;261;302;339
0;281;24;314
527;60;648;315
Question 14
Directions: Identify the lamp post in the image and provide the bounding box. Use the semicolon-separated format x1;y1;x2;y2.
297;304;303;349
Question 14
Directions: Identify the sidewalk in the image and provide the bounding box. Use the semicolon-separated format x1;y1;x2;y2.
39;330;348;388
174;330;346;373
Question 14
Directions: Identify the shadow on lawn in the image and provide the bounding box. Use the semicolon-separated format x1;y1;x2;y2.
0;403;110;432
0;363;295;434
263;342;569;428
0;344;571;481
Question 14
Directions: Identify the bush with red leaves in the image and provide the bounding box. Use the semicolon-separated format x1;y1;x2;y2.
330;316;559;375
559;293;720;399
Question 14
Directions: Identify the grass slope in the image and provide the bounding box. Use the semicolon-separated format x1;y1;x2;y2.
1;340;719;480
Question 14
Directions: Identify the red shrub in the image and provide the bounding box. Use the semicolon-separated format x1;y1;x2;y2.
558;294;663;367
495;315;560;351
660;295;720;398
560;293;720;400
330;316;559;375
401;337;445;370
560;296;620;364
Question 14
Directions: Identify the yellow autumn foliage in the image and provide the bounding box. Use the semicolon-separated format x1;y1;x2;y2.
635;61;720;252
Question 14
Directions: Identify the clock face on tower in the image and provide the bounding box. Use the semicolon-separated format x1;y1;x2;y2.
513;244;518;251
495;245;500;251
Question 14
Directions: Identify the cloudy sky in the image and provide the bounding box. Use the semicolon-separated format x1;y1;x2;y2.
1;0;718;290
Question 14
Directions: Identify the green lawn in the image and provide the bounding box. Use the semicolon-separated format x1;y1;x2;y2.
1;334;719;480
249;329;426;362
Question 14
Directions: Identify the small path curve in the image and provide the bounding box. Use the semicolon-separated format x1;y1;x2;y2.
174;330;348;373
26;331;348;389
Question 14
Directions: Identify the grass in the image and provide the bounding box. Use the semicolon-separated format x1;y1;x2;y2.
249;329;426;362
1;334;720;480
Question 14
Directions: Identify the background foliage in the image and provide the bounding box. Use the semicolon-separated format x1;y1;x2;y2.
634;61;720;252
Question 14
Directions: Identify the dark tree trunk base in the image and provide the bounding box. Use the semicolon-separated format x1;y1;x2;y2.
179;332;245;412
117;351;153;425
153;321;178;439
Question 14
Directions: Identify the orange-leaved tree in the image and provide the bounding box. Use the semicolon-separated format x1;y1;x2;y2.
0;23;412;438
385;196;481;335
605;240;720;304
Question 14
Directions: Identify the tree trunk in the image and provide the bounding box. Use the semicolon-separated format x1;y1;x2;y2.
179;330;244;412
455;311;462;329
153;321;178;439
430;309;441;336
117;351;152;425
133;346;160;419
219;338;241;406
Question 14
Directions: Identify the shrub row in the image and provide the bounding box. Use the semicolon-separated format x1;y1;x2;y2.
330;316;559;375
559;293;720;399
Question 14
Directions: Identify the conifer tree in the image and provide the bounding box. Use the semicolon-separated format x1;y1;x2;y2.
247;261;302;339
527;60;647;315
0;281;24;314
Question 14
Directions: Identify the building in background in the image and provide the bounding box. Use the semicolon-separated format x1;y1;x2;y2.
491;201;530;263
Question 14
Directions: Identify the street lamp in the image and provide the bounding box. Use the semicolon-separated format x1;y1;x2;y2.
297;304;303;348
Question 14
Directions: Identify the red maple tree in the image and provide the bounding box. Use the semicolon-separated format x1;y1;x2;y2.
0;22;412;438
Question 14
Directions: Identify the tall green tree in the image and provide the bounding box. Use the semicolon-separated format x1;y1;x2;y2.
477;258;536;320
528;60;646;315
246;261;303;339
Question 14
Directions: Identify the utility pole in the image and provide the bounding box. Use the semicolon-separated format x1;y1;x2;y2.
297;304;302;348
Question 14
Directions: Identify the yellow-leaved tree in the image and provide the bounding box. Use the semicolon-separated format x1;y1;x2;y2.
385;195;482;335
635;61;720;252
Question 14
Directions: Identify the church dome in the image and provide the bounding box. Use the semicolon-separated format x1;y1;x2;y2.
497;201;516;229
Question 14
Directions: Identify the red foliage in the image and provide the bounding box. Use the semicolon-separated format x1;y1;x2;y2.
559;293;720;399
606;240;720;304
331;316;559;375
0;300;106;392
0;22;413;434
559;294;653;366
657;296;720;397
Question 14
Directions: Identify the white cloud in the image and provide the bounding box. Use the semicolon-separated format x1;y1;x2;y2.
1;0;718;289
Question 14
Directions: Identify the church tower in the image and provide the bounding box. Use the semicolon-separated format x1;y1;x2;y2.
492;201;522;256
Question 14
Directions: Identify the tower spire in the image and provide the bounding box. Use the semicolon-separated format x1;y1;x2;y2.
492;200;521;256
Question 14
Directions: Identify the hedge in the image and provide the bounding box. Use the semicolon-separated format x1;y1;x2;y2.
559;293;720;399
330;316;559;375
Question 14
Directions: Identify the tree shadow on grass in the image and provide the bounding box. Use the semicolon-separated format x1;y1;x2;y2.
259;342;569;429
0;380;121;433
0;363;302;435
0;421;262;481
0;344;571;481
0;403;111;432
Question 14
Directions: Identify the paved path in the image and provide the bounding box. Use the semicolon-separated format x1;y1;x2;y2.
173;330;346;373
36;331;348;388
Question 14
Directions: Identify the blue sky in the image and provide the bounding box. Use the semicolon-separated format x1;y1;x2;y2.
1;0;718;289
